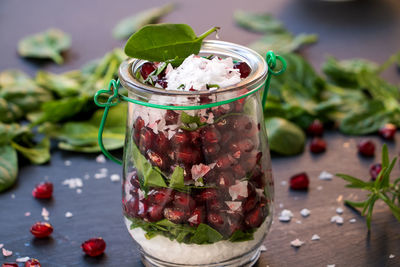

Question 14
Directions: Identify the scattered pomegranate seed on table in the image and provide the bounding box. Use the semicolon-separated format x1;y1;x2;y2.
307;119;324;136
32;182;53;199
369;163;382;180
357;140;375;157
24;259;41;267
378;123;396;140
309;137;327;154
30;222;53;238
2;263;18;267
81;237;106;257
289;173;309;190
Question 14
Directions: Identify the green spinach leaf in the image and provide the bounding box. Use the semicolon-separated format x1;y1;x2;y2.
11;137;50;165
36;70;81;97
169;166;185;190
0;145;18;192
234;10;285;33
229;229;255;242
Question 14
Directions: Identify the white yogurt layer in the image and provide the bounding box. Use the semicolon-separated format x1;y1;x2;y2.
165;54;241;91
125;218;269;265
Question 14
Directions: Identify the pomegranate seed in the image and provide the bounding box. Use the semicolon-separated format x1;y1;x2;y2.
123;196;139;218
148;188;174;205
289;172;309;190
197;188;218;202
243;194;259;213
250;165;265;188
146;150;166;170
32;182;53;199
234;62;251;78
232;116;253;132
163;207;189;223
172;132;190;146
147;205;164;222
207;212;225;228
244;205;263;228
220;131;234;146
190;130;201;145
307;119;324;136
241;152;259;172
232;164;247;179
358;140;375;157
173;192;195;211
213;104;233;117
233;100;244;112
369;163;382;181
189;206;206;226
208;199;224;211
165;110;179;125
230;139;254;154
81;237;106;257
140;62;156;80
175;147;201;165
309;137;327;154
216;155;237;169
129;173;140;196
30;222;53;238
157;78;168;89
379;123;396;140
201;126;221;144
155;132;169;152
2;263;18;267
24;259;41;267
138;200;148;219
139;127;155;153
203;143;220;157
133;117;145;143
217;172;235;187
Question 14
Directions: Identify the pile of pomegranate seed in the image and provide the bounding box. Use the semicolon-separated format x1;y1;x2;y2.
369;163;382;181
378;123;396;140
24;259;41;267
81;238;106;257
30;222;53;238
357;140;375;157
309;137;327;154
32;182;53;199
289;173;309;190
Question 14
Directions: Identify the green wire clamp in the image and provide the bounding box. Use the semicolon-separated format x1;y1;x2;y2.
94;51;286;165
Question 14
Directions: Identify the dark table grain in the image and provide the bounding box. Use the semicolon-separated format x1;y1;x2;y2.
1;0;400;266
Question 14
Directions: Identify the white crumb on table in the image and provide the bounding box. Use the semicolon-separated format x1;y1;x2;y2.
336;207;344;214
25;212;31;217
96;154;106;163
2;248;12;257
65;212;73;218
42;207;49;221
259;245;267;252
311;234;320;241
290;239;304;248
319;171;333;180
279;209;294;222
349;218;356;223
331;215;344;225
110;174;121;182
389;254;395;259
16;256;30;262
64;160;72;166
62;178;83;189
300;208;310;217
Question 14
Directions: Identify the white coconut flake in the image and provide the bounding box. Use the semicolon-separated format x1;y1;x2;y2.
279;209;294;222
166;55;241;91
16;256;30;262
191;164;211;181
349;218;356;223
225;201;242;212
331;215;344;225
42;207;49;221
25;212;31;217
64;160;72;166
336;207;344;214
62;178;83;189
259;245;267;252
311;234;320;241
188;214;198;224
228;180;248;201
319;171;333;180
110;174;121;182
389;254;395;259
290;239;304;248
96;154;106;163
2;248;12;257
65;212;73;218
300;208;311;217
138;189;145;200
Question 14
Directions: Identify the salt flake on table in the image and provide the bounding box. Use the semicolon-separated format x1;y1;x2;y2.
281;181;287;186
62;178;83;189
319;171;333;180
76;189;82;194
389;254;395;259
11;194;15;199
331;215;344;225
25;212;31;217
349;218;356;223
110;174;121;182
2;248;12;257
64;160;72;166
311;234;320;241
229;180;248;201
279;203;284;208
336;207;344;214
42;207;49;220
290;239;304;248
327;265;336;267
96;154;106;163
300;208;310;217
16;256;30;262
279;209;293;222
317;186;323;191
65;212;73;218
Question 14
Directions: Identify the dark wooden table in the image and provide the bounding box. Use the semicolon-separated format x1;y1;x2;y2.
1;0;400;266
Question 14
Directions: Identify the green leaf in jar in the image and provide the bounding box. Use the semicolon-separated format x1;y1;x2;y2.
0;145;18;192
229;229;255;242
169;166;185;190
11;137;50;165
234;10;286;33
36;71;81;97
189;223;223;244
124;24;219;65
112;3;176;40
265;117;305;156
17;28;71;64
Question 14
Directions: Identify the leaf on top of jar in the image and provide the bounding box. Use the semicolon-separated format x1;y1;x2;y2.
112;3;176;40
17;28;71;64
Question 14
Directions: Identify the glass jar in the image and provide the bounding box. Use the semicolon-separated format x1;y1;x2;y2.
117;40;274;267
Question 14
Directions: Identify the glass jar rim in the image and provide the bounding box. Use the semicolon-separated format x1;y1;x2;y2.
118;40;268;97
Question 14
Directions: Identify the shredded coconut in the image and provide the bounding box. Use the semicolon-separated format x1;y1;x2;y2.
225;201;242;212
64;160;72;166
228;180;248;201
25;212;31;217
2;248;12;257
191;164;211;181
166;55;241;91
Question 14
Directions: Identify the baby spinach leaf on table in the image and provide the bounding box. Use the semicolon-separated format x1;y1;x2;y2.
0;123;29;146
11;138;50;165
113;3;176;40
233;10;285;33
266;117;305;156
36;71;81;97
0;145;18;192
0;99;23;123
17;28;71;64
124;24;219;65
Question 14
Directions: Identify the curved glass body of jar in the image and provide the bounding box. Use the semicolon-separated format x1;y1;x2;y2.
119;41;273;267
